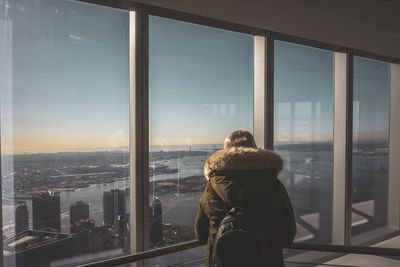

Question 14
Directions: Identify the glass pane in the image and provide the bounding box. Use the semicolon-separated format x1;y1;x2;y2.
1;1;130;266
149;16;254;248
274;40;334;244
149;246;206;266
352;56;390;241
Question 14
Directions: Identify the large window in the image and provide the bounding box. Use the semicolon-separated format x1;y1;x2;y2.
148;15;254;249
274;40;334;243
1;1;130;266
1;1;400;266
352;56;390;240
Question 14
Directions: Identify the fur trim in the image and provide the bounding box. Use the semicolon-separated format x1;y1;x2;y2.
204;147;283;180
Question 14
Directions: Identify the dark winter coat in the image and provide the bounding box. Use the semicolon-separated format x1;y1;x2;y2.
194;147;296;267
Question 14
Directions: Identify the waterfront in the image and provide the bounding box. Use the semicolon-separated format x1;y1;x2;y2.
1;142;389;243
1;144;216;237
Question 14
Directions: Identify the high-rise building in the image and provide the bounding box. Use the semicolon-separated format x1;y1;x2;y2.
103;189;126;227
15;202;29;234
70;218;95;234
32;192;61;232
149;197;163;244
70;201;89;226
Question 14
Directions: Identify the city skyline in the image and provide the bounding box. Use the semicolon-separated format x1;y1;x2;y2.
3;136;391;155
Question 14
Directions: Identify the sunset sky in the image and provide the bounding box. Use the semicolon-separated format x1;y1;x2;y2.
1;1;130;154
0;1;390;154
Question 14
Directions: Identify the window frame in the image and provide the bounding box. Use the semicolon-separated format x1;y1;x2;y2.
1;1;400;266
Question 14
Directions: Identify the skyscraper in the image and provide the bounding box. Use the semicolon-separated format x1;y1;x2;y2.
103;189;126;227
150;197;163;244
70;201;89;226
70;218;95;234
15;202;29;234
32;192;61;232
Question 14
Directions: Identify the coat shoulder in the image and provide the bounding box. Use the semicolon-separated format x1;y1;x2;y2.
204;147;283;180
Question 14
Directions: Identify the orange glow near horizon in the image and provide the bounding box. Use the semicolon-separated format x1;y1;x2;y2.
2;130;389;155
2;132;130;154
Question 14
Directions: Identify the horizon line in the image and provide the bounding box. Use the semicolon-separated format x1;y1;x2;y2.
2;139;389;155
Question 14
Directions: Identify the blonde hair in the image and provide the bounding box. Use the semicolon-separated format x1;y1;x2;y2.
224;130;257;149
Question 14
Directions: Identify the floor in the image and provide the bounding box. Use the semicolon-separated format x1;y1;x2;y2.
317;236;400;267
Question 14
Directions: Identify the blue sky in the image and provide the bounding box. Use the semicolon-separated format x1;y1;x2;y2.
274;41;389;143
353;56;389;141
1;1;390;153
149;16;253;147
274;40;334;143
2;1;130;153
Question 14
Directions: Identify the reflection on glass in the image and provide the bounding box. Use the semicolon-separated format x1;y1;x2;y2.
149;245;206;266
352;56;390;239
1;1;130;266
149;16;253;248
274;40;334;243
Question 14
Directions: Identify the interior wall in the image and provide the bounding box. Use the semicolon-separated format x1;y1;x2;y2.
137;0;400;60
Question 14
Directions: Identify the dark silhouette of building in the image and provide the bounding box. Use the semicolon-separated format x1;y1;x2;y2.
75;223;118;254
15;202;29;234
150;197;163;244
32;192;61;232
103;189;126;227
70;201;89;227
125;188;130;210
3;230;75;267
71;219;126;254
71;217;95;234
106;215;128;249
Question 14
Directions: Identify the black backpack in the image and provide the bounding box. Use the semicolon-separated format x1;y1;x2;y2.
212;205;269;267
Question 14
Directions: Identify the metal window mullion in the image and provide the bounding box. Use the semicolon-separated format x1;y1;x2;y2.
266;35;274;150
253;35;266;149
129;5;149;267
129;9;139;257
388;63;400;229
141;4;150;254
332;52;348;245
344;52;354;245
253;34;273;151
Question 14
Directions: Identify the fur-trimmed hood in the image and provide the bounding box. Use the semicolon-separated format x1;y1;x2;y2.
204;147;283;180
